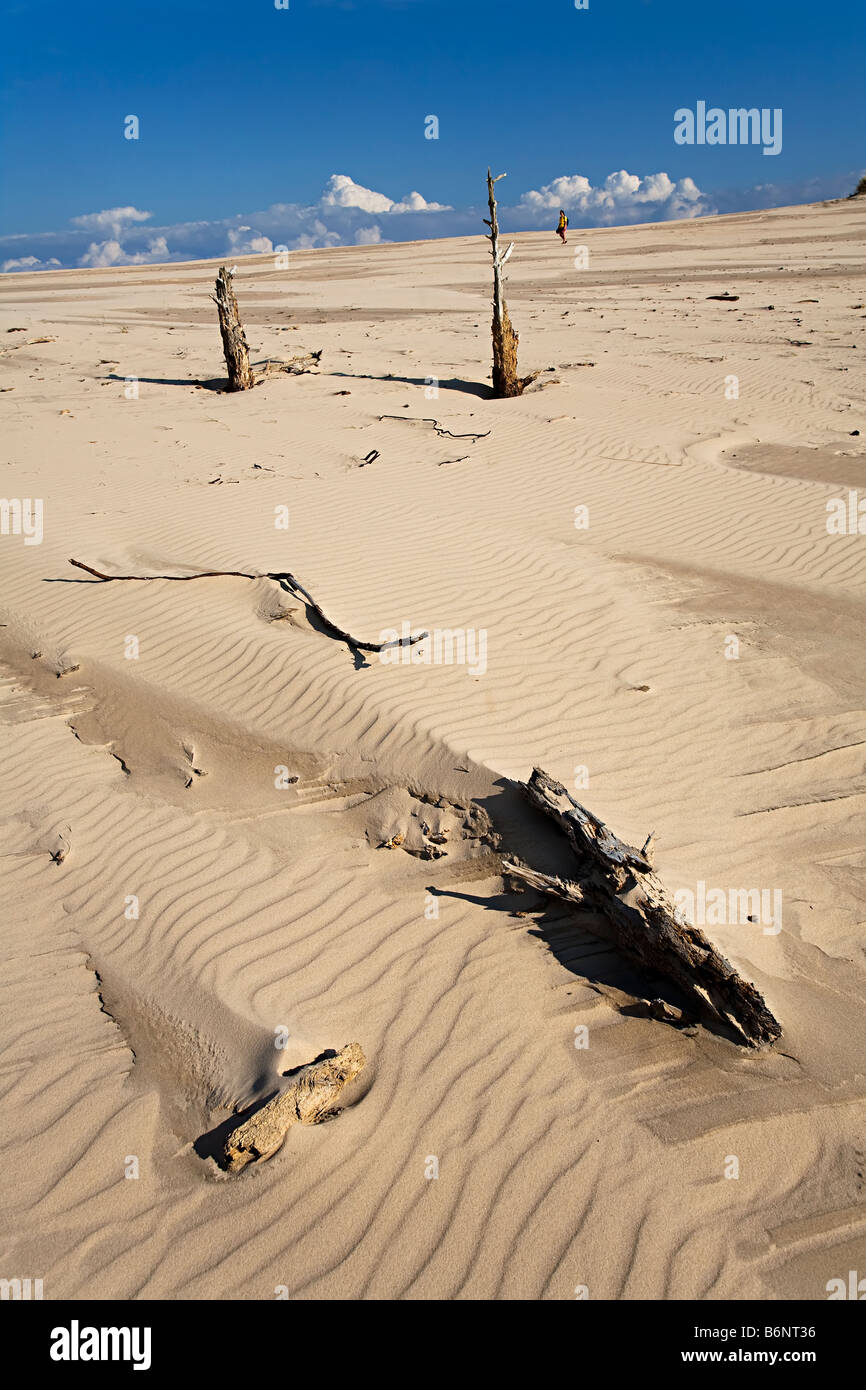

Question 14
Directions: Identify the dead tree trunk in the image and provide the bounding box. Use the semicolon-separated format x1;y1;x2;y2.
213;265;254;391
504;768;781;1047
223;1042;366;1172
485;170;534;398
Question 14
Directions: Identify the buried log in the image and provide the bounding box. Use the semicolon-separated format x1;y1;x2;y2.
223;1042;366;1172
504;767;781;1047
484;171;538;398
213;265;254;391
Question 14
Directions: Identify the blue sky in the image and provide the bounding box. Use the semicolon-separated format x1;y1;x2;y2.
1;0;863;270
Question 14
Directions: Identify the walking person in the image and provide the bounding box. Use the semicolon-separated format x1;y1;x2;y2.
556;209;568;244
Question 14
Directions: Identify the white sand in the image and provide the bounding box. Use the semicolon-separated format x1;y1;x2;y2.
1;197;865;1299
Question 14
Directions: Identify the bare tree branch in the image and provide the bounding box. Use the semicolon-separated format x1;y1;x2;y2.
67;559;428;655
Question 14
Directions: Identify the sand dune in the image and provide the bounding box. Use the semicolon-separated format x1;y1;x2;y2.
1;198;865;1299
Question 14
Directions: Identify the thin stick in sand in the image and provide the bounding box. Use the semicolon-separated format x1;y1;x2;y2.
67;558;428;655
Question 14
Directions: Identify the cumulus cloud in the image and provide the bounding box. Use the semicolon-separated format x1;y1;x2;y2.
0;254;62;273
227;226;274;255
390;190;451;213
321;174;395;214
78;235;170;268
70;206;153;237
354;225;384;245
321;173;451;214
516;170;710;224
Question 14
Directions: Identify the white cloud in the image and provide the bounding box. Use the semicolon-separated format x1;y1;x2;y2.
227;226;274;255
516;169;711;224
282;216;343;250
78;239;126;268
1;254;62;273
322;174;395;214
320;173;451;214
354;225;384;245
518;174;593;211
390;189;451;213
68;208;164;267
70;206;153;237
78;235;170;268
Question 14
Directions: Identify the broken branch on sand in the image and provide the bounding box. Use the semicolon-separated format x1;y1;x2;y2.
223;1042;366;1172
67;558;428;655
504;767;782;1048
0;335;58;352
377;415;491;441
253;349;322;383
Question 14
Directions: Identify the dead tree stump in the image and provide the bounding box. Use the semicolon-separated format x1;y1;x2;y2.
484;170;535;398
213;265;254;391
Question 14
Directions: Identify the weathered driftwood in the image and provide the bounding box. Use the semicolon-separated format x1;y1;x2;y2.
254;349;322;383
223;1042;366;1172
213;265;254;391
67;558;428;655
504;767;781;1047
502;859;586;908
484;171;537;398
0;335;57;351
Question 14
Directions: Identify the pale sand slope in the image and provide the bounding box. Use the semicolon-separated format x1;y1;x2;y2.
1;198;865;1300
